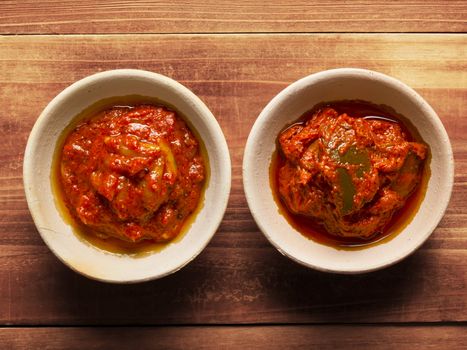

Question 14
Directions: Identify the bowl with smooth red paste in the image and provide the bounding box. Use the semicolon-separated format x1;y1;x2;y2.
24;70;231;283
244;68;453;273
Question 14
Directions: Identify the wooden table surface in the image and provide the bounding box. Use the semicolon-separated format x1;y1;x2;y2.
1;1;466;349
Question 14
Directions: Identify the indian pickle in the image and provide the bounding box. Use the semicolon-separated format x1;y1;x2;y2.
59;104;205;243
277;104;427;239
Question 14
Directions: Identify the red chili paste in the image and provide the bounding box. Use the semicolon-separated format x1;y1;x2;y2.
59;104;205;243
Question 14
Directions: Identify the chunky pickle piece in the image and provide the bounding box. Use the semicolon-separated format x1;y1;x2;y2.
336;167;356;215
95;135;179;222
391;151;424;197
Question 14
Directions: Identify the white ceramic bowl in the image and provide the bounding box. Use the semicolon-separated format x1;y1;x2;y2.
24;69;231;283
243;68;453;274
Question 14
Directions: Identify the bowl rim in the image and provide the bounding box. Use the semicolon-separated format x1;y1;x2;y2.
243;67;454;274
23;69;232;283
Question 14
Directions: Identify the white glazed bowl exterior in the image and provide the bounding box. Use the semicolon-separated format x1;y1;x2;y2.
24;69;231;283
243;68;453;274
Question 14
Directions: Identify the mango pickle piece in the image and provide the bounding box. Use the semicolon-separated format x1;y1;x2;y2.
140;157;167;214
118;145;139;157
391;151;423;197
104;135;139;157
158;139;178;175
101;134;179;221
337;167;356;215
138;141;161;153
333;145;371;177
112;180;131;220
300;140;320;171
343;146;370;167
104;135;161;157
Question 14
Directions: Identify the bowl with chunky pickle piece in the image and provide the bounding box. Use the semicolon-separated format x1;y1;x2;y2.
243;68;453;273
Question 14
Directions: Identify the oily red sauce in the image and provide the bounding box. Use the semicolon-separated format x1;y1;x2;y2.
271;100;430;249
57;101;206;250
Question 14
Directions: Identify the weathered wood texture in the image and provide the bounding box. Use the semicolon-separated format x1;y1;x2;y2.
1;1;466;34
1;326;467;350
0;34;466;325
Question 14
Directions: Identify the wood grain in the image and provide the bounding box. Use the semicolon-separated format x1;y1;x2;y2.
1;326;467;349
1;1;466;34
0;34;466;325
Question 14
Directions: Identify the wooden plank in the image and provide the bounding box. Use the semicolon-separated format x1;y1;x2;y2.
0;1;466;34
0;34;466;325
1;326;466;349
0;240;466;325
